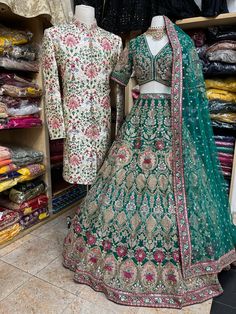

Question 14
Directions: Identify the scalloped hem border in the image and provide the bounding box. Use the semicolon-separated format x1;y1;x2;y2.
63;257;223;309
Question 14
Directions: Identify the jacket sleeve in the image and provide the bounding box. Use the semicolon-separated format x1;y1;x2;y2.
41;29;66;140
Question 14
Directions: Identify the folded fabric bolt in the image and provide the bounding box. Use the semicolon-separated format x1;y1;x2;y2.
20;207;49;229
7;117;42;129
0;194;48;214
207;49;236;64
0;208;20;231
0;178;18;193
8;146;43;167
1;44;37;61
0;25;32;50
0;223;21;244
205;78;236;92
0;84;42;98
203;61;236;76
0;170;21;181
7;104;40;116
206;89;236;102
0;163;18;174
206;40;236;53
210;113;236;123
9;180;46;204
17;164;45;182
0;58;39;72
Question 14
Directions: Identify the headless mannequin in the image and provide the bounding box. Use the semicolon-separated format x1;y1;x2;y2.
140;16;171;95
74;4;96;24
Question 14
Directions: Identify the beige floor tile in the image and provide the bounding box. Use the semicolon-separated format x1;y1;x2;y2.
63;296;117;314
0;260;32;301
79;285;137;313
0;234;35;257
36;257;83;295
31;217;61;237
1;236;61;275
0;277;76;314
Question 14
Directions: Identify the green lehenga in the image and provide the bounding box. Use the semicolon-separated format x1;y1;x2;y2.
63;16;236;308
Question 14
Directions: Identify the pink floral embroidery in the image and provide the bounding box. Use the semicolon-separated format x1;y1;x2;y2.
84;63;98;78
85;125;100;139
173;250;180;262
50;117;61;129
153;250;165;263
89;256;97;264
69;155;81;166
145;272;155;282
104;264;113;271
86;232;96;245
156;140;165;150
43;56;52;69
75;224;82;233
116;246;127;257
102;240;112;251
68;96;80;109
101;38;112;51
135;248;146;263
123;270;133;279
101;96;110;109
64;34;77;47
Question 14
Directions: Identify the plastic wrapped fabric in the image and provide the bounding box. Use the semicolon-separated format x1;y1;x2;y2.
207;26;236;41
201;0;228;17
0;84;42;98
0;163;17;174
0;194;48;215
209;100;236;114
214;135;235;142
207;50;236;64
0;223;21;244
7;117;42;129
203;61;236;76
20;207;49;229
7;146;43;167
0;102;8;117
0;57;39;72
0;159;11;167
0;25;32;51
17;164;45;182
206;40;236;53
206;88;236;102
9;180;46;204
0;178;18;192
187;29;206;47
212;120;236;130
0;170;21;182
211;113;236;123
0;208;20;231
205;78;236;92
0;146;11;160
0;44;37;61
7;104;40;116
0;96;41;109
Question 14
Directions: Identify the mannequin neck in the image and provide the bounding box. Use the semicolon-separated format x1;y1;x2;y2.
74;5;96;25
150;16;165;28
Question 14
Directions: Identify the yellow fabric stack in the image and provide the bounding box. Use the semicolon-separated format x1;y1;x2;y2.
205;78;236;102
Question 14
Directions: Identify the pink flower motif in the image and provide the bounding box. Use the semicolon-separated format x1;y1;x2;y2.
101;38;112;51
69;155;81;166
166;273;177;283
89;256;97;264
104;264;113;271
85;125;100;139
102;240;112;251
116;245;127;257
84;63;98;78
50;117;60;129
65;34;77;47
75;224;81;233
123;271;133;279
101;96;110;109
153;250;165;263
43;56;52;69
145;273;154;282
143;157;151;165
86;232;96;245
173;250;180;262
68;96;80;109
135;249;146;263
156;140;165;150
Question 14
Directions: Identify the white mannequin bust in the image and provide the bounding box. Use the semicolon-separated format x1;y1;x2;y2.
74;4;96;25
140;15;171;95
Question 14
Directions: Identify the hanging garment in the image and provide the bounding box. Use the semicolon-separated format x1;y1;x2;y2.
63;17;236;308
102;0;200;34
42;19;122;185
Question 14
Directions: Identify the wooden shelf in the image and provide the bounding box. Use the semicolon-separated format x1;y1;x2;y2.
176;12;236;29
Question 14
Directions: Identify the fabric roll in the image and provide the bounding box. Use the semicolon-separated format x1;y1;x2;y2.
206;89;236;102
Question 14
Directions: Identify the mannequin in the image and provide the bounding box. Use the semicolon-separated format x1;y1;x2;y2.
140;16;171;95
74;4;96;24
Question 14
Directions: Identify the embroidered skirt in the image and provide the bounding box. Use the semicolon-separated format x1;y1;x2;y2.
63;94;223;308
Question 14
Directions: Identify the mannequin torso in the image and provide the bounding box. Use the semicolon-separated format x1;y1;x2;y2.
74;5;96;25
140;16;171;95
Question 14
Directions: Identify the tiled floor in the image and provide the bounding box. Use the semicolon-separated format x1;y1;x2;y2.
0;208;234;314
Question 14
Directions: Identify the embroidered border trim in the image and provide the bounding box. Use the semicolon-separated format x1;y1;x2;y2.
164;16;236;279
63;255;222;309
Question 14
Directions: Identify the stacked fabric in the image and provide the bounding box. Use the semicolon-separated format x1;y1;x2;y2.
0;207;21;244
0;179;48;230
0;24;42;129
214;135;235;192
206;77;236;130
0;145;45;192
50;139;64;165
